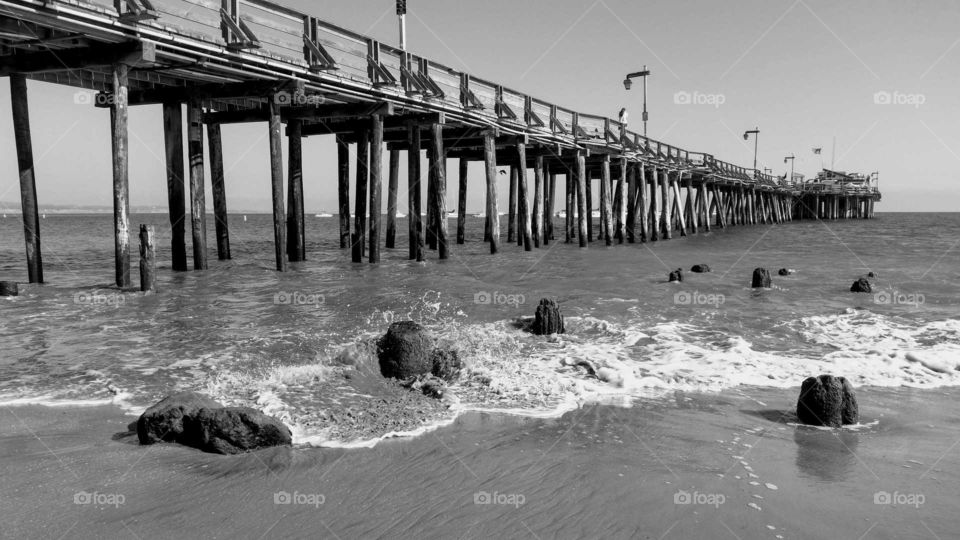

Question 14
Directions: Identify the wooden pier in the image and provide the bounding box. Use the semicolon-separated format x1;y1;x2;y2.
0;0;881;285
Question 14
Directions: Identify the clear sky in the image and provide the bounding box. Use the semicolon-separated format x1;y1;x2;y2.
0;0;957;212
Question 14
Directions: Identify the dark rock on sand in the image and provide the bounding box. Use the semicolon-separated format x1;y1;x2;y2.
850;278;872;293
752;268;772;288
532;298;565;335
431;348;462;382
137;391;222;445
669;269;683;283
778;268;795;276
378;321;436;379
867;271;878;278
690;264;711;273
182;407;292;455
796;375;859;427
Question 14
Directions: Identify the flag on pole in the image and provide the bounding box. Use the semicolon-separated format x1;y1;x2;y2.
812;148;822;155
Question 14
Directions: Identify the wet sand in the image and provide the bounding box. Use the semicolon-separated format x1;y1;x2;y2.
2;386;957;539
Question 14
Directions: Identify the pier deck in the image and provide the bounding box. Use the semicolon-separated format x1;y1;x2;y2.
0;0;881;286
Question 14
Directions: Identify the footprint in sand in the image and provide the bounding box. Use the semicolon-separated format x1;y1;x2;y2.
765;483;778;490
749;481;760;486
747;502;761;511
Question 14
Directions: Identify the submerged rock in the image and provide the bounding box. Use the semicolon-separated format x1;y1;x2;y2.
137;391;222;445
378;321;436;379
182;407;292;455
867;271;878;278
777;268;795;276
532;298;565;335
796;375;859;427
669;268;683;282
690;264;711;273
850;278;872;293
430;348;462;382
752;268;771;288
0;281;18;296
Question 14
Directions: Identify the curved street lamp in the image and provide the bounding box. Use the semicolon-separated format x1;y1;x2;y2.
784;154;796;186
623;66;650;137
743;128;759;173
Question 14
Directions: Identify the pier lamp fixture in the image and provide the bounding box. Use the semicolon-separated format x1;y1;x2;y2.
396;0;407;50
623;66;650;137
784;155;796;186
743;128;759;173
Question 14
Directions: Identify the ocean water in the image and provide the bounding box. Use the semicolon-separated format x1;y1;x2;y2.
0;212;958;446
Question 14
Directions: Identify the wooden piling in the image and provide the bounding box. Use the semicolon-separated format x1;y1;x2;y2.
586;170;594;241
139;224;156;292
386;149;400;248
687;176;698;234
600;155;613;246
207;122;231;260
111;64;131;287
701;182;711;232
0;282;17;296
672;173;687;237
616;158;627;243
368;114;384;263
507;165;518;243
533;155;544;248
352;128;369;263
457;158;468;245
430;123;448;259
9;74;43;283
576;152;588;248
162;102;188;272
337;136;351;249
638;163;649;242
565;166;574;243
187;98;207;271
268;97;287;271
649;167;660;241
545;172;556;245
286;119;305;262
516;143;532;251
626;163;637;243
483;131;499;254
660;169;672;240
407;124;424;261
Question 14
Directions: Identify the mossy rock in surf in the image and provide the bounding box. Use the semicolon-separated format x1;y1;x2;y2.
378;321;436;379
532;298;565;335
752;268;772;288
181;407;292;455
796;375;859;427
668;269;683;282
430;348;462;382
850;278;872;293
690;264;711;273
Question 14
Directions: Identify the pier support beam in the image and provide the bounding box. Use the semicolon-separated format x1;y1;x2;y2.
672;173;687;237
533;155;544;248
660;169;671;240
187;98;207;271
10;74;43;283
650;167;660;241
112;64;131;287
386;149;400;249
626;163;637;243
369;115;384;263
208;122;231;260
638;163;649;242
616;159;626;244
565;165;574;243
517;143;532;251
407;124;424;261
576;152;588;248
352;129;369;263
268;97;286;271
162;102;188;271
483;131;499;254
545;171;556;245
287;119;305;262
429;123;448;259
507;165;517;243
457;158;468;244
337;136;351;249
600;155;613;246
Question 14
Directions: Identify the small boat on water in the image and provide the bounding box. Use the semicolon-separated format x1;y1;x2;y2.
314;211;333;217
395;212;406;218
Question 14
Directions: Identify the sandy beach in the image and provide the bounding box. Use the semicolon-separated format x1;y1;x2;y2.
3;386;957;539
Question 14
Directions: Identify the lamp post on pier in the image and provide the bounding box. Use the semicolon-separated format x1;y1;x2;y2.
623;67;651;137
396;0;407;49
784;155;795;186
743;128;759;174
